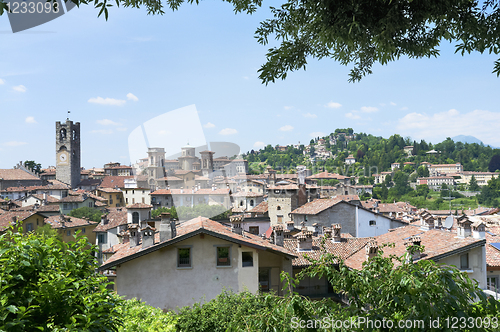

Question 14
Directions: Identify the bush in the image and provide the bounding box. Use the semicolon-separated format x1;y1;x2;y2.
117;298;176;332
0;228;122;331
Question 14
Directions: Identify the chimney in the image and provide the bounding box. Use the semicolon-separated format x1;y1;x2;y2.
129;224;140;248
472;221;486;239
365;240;379;261
323;227;332;239
159;213;175;242
229;215;243;235
312;223;321;236
297;229;313;251
180;187;184;194
405;235;421;262
42;192;47;206
59;215;66;227
101;214;109;225
141;225;155;249
332;223;341;243
457;216;472;238
420;211;435;231
273;225;284;246
286;220;295;231
118;230;130;244
212;184;215;191
298;183;307;207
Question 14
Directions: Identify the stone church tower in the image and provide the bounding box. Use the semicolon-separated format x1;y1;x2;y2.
56;120;81;188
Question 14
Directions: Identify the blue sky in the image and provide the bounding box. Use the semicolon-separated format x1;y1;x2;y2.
1;3;499;169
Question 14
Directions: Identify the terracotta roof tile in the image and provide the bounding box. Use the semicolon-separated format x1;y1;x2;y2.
126;203;153;209
94;207;128;232
0;211;40;232
45;215;97;229
344;225;484;270
100;217;296;269
250;201;268;213
99;176;135;188
0;169;40;181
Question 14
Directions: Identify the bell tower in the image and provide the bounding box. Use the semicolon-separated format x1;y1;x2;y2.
56;119;81;188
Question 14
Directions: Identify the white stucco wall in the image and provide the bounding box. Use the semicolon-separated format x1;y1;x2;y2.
115;234;263;311
356;207;393;237
437;246;486;289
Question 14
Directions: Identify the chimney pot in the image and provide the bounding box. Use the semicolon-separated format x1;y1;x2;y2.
365;240;378;261
273;225;284;246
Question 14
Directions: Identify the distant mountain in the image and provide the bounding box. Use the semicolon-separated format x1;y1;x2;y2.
452;135;498;149
452;135;484;145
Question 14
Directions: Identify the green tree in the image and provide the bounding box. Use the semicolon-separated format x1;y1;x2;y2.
11;1;500;83
23;160;42;174
469;175;480;192
0;228;122;331
69;206;104;222
489;154;500;172
34;223;62;241
416;165;430;178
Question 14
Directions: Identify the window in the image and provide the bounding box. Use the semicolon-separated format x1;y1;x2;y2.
26;223;33;232
132;212;139;224
116;194;120;199
250;200;254;207
369;220;376;226
249;226;259;235
66;230;71;236
63;203;68;210
277;215;283;224
460;253;469;270
177;248;191;268
242;252;253;267
217;246;231;267
277;206;281;210
97;233;107;244
259;268;271;292
81;228;86;234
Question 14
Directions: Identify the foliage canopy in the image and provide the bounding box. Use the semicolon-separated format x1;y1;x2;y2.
2;0;498;83
0;228;122;331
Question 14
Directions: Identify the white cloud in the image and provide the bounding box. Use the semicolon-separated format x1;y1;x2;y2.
88;97;126;106
303;113;317;118
253;141;266;149
360;106;378;113
219;128;238;135
3;141;27;147
0;78;5;84
91;129;114;135
397;109;500;146
390;102;397;106
345;112;361;120
279;125;294;132
97;119;121;126
25;116;36;124
310;132;326;138
400;106;409;111
325;101;342;109
13;85;26;93
127;93;139;102
203;122;215;128
284;106;293;110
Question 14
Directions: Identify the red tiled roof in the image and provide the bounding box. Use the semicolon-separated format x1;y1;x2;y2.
127;203;152;209
150;188;230;195
97;187;123;194
0;169;40;181
250;201;268;214
345;225;484;270
284;236;372;267
45;215;97;229
231;191;263;197
0;211;40;232
306;171;349;180
99;217;296;270
93;207;128;232
291;198;344;215
99;176;135;188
